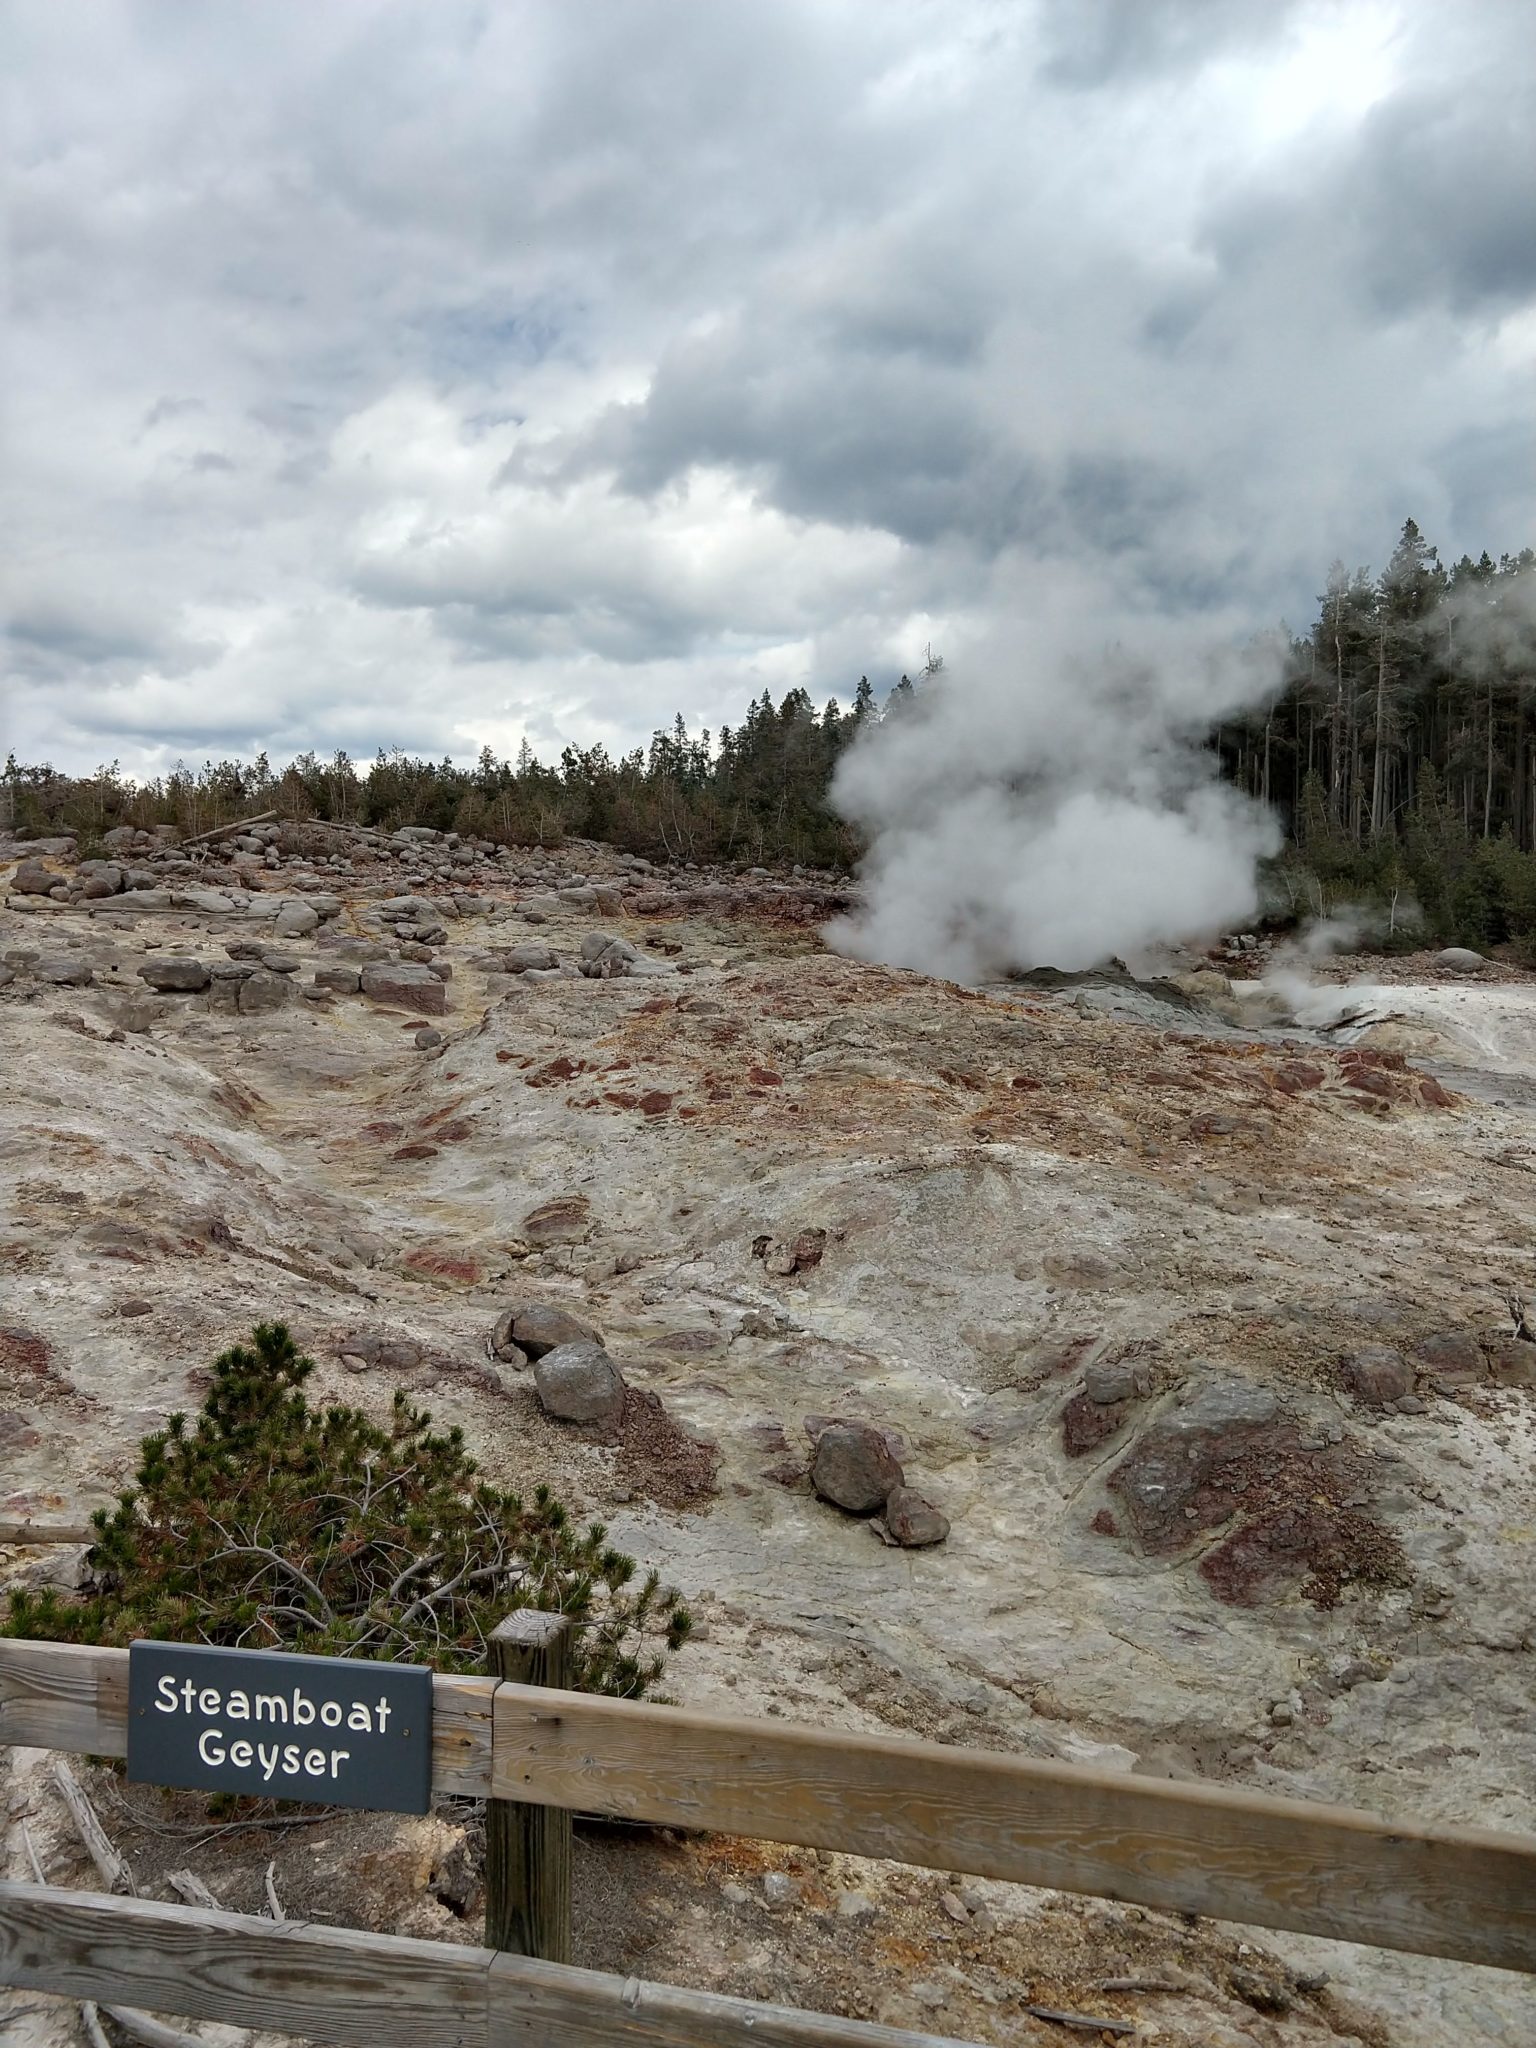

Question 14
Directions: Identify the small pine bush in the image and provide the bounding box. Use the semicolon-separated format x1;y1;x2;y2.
4;1323;690;1694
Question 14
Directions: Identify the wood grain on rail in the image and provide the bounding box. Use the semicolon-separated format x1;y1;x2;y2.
0;1885;990;2048
0;1883;490;2046
430;1671;498;1797
0;1639;126;1756
493;1683;1536;1973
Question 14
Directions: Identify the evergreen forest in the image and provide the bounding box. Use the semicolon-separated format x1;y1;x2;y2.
7;523;1535;951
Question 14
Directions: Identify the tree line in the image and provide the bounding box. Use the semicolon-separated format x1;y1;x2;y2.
6;532;1535;946
2;673;920;871
1216;521;1536;948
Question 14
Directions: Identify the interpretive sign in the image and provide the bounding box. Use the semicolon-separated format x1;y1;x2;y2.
127;1640;433;1814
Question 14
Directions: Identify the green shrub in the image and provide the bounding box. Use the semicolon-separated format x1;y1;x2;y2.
4;1324;690;1695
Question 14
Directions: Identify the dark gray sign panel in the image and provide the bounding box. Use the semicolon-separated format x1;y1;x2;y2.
127;1640;433;1814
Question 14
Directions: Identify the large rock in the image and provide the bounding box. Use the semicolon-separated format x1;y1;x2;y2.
811;1422;905;1513
360;962;448;1016
883;1485;950;1547
519;1195;592;1247
1084;1356;1141;1404
35;957;95;986
1107;1377;1279;1551
493;1302;601;1362
578;935;639;979
1434;947;1485;974
12;859;56;895
1414;1331;1483;1382
1342;1346;1413;1407
138;957;212;993
534;1340;627;1425
502;942;559;973
313;965;362;994
273;902;320;938
378;895;443;921
238;971;292;1014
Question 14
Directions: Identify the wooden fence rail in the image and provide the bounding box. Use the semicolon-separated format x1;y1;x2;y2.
0;1882;980;2048
4;1638;1536;1975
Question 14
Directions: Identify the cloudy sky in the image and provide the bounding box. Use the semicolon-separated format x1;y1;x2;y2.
4;0;1532;780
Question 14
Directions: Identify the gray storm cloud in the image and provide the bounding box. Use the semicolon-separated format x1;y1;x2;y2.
826;600;1285;981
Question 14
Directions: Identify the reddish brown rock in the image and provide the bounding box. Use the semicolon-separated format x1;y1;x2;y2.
1061;1390;1131;1456
883;1485;949;1547
1341;1346;1413;1407
1413;1330;1484;1382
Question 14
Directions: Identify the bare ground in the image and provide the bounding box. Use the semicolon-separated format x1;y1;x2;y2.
4;846;1535;2047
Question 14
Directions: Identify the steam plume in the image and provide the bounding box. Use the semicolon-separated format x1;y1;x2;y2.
825;588;1285;983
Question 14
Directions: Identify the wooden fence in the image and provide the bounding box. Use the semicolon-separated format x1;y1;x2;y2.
4;1635;1536;2045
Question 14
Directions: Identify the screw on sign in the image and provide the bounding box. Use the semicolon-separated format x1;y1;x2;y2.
127;1640;433;1814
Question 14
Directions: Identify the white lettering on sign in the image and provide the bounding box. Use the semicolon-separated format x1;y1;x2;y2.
195;1724;352;1780
154;1673;392;1734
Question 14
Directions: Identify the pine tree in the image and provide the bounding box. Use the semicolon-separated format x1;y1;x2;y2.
3;1325;691;1695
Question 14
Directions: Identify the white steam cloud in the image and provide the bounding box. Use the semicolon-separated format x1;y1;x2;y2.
825;588;1285;983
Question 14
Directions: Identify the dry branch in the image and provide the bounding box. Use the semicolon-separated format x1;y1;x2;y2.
52;1761;136;1896
167;1871;222;1912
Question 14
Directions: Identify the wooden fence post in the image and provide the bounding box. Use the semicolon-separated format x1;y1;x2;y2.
485;1610;572;1964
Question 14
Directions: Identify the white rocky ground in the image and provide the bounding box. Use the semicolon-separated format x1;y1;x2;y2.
3;822;1535;2047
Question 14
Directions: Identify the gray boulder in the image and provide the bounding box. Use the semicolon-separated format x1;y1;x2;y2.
359;962;448;1016
273;902;320;938
12;859;56;895
494;1302;601;1362
313;965;362;994
501;942;559;973
35;957;95;986
1084;1356;1140;1405
238;971;291;1014
811;1423;904;1513
138;958;212;993
534;1340;627;1426
377;895;442;921
1434;947;1485;974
